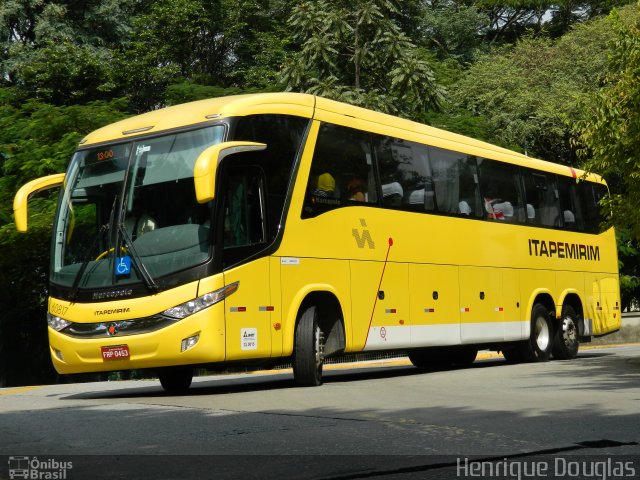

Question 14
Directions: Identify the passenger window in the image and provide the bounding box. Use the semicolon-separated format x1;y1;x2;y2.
477;159;523;222
303;123;375;218
557;176;585;231
579;181;608;233
375;137;428;209
429;147;481;217
523;171;560;227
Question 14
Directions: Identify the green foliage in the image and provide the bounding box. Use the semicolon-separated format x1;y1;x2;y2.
576;4;640;238
280;0;444;118
117;0;293;111
616;228;640;311
453;11;622;162
0;1;138;103
417;1;489;61
0;89;129;386
164;81;267;105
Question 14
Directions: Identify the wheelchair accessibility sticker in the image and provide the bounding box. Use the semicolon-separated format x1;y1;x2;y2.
115;256;131;276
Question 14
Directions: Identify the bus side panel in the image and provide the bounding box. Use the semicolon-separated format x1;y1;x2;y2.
502;268;523;341
279;257;351;357
224;258;273;360
269;256;283;357
355;261;410;350
459;266;504;343
588;274;622;336
409;264;461;347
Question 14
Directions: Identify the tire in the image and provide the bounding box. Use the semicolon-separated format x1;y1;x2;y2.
293;306;324;386
408;346;477;369
451;346;478;366
552;305;579;360
521;303;554;362
501;347;523;364
408;348;450;369
158;366;193;394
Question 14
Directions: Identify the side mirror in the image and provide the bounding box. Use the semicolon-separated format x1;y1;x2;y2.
193;142;267;203
13;173;65;232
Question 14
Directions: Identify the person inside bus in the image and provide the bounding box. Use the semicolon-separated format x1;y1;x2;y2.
314;172;336;197
484;196;513;220
347;177;366;202
125;200;157;241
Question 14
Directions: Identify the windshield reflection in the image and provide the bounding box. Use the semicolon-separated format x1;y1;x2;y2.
51;125;224;293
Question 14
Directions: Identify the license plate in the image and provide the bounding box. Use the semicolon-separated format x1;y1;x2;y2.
101;344;130;361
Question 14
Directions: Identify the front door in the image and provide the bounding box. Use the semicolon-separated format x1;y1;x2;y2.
221;166;273;360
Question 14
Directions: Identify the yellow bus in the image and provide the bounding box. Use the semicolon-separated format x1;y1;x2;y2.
14;93;621;391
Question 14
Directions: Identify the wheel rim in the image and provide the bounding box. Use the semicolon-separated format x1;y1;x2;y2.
562;317;577;346
314;325;325;370
534;316;550;351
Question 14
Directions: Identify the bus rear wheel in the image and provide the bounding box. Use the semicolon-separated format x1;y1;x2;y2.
552;305;579;360
158;366;193;394
293;305;324;386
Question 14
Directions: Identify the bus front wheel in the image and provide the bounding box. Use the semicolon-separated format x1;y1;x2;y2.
293;305;324;387
552;305;579;360
158;366;193;394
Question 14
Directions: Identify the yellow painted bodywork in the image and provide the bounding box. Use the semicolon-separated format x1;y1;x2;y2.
13;173;65;232
30;92;618;374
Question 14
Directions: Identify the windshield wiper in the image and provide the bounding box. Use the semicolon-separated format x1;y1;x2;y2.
117;223;159;293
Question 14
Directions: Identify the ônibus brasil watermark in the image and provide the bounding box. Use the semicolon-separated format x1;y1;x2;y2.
8;456;72;479
457;457;636;480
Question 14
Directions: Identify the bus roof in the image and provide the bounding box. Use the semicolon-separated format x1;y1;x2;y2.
79;92;601;184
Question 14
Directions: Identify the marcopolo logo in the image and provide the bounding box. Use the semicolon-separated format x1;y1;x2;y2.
8;456;73;479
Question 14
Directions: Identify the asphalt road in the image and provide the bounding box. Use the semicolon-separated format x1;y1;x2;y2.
1;345;639;479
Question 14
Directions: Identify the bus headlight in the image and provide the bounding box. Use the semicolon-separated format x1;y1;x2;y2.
47;313;72;332
163;282;239;320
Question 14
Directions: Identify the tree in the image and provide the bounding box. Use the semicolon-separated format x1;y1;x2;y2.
280;0;444;118
452;9;628;161
0;1;140;104
416;1;489;61
576;5;640;237
0;88;129;386
117;0;293;111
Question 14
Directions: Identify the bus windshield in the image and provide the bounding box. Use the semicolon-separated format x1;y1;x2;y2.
51;125;224;292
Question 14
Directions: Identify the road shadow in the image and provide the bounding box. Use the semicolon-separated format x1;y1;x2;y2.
60;357;512;400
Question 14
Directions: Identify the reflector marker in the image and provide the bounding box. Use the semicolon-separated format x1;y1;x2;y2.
424;308;435;313
259;306;275;312
385;308;397;314
461;307;470;313
230;306;247;313
495;307;504;312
